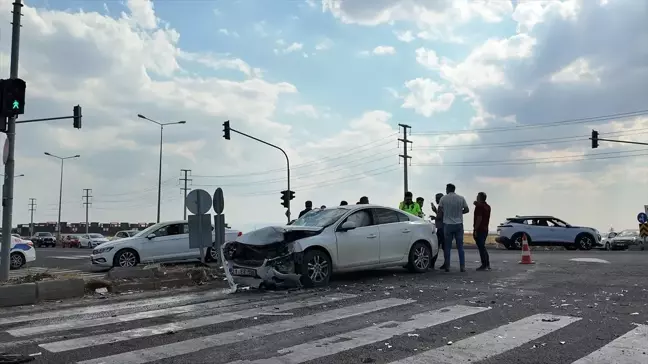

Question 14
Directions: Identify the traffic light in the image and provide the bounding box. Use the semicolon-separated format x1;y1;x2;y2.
280;190;289;208
289;190;295;200
73;105;82;129
0;117;6;133
591;129;599;149
0;78;26;117
223;120;230;140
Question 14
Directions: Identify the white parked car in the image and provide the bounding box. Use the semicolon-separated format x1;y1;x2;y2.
598;231;618;250
90;220;242;268
111;230;140;241
78;233;110;248
0;234;36;269
496;215;601;250
222;204;439;289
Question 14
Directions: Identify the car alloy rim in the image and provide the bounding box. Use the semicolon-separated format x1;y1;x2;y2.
413;246;430;270
514;237;523;248
307;254;329;283
119;252;136;267
210;248;218;260
10;254;21;268
580;237;592;249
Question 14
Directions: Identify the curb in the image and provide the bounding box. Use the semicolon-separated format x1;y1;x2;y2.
111;277;229;294
0;278;86;308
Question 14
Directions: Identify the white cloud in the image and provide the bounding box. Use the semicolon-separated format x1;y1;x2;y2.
372;45;396;55
401;78;455;117
394;30;415;42
218;28;240;37
315;38;334;51
286;104;320;118
275;42;303;55
550;58;601;84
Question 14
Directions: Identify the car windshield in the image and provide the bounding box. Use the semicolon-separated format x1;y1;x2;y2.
618;230;638;237
89;234;104;239
126;231;138;236
291;208;348;228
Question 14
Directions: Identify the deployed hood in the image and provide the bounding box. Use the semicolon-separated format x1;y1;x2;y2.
236;226;323;246
97;235;139;248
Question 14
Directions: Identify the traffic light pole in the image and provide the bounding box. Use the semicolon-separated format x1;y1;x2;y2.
590;137;648;147
0;0;23;282
15;115;75;124
228;128;292;223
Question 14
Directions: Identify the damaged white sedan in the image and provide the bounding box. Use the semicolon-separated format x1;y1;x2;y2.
222;204;439;289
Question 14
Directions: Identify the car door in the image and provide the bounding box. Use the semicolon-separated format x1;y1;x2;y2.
335;208;380;268
547;218;576;243
528;218;553;244
373;208;412;263
141;223;187;262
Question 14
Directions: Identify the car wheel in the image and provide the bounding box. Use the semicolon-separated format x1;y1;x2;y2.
9;252;25;270
576;234;594;250
205;247;219;263
407;241;432;273
510;233;527;250
299;249;331;288
113;249;139;268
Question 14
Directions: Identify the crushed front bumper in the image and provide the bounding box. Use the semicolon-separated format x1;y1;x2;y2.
223;252;304;289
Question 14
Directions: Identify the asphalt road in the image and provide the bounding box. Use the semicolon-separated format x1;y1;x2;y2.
1;249;646;364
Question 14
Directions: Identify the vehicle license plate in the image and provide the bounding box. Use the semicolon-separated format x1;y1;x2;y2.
232;268;256;277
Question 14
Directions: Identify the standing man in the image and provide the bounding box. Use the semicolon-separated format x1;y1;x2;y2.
399;192;422;216
431;193;446;268
299;201;313;218
473;192;491;271
438;183;469;272
340;201;348;206
415;197;425;218
358;196;369;204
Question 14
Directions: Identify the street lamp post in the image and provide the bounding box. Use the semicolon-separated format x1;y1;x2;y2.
44;153;80;244
0;174;23;177
137;114;186;223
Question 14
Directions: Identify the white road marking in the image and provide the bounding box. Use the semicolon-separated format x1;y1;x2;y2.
47;255;91;260
76;298;414;364
0;289;232;326
229;304;491;364
571;324;648;364
388;314;580;364
8;294;287;337
40;293;357;353
569;258;610;264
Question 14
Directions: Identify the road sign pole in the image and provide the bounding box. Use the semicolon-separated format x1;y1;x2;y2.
197;197;205;264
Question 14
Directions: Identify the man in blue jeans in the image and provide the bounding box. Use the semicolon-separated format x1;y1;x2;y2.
438;183;470;272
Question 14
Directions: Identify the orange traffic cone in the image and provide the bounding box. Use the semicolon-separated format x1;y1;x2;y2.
519;233;535;264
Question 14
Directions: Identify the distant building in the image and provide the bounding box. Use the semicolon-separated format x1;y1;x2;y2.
15;222;155;237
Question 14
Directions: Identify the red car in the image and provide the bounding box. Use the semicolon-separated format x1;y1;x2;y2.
62;235;81;248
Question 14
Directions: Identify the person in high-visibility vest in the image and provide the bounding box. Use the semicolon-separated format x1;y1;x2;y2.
399;191;422;216
416;197;426;218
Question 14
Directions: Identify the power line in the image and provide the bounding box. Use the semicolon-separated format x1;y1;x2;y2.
413;148;648;167
412;109;648;136
191;150;397;188
192;133;398;179
412;128;648;151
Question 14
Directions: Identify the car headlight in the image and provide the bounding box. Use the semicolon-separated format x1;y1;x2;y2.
93;247;113;254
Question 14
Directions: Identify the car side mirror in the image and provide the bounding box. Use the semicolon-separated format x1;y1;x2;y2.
147;233;156;240
340;221;357;231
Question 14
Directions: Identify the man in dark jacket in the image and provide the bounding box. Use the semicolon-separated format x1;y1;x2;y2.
299;201;313;218
473;192;492;271
430;193;445;269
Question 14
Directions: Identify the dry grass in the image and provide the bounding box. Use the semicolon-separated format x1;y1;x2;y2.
462;233;498;245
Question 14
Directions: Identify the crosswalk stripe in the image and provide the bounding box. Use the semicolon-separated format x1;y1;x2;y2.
229;304;492;364
571;324;648;364
0;289;232;326
76;298;415;364
8;293;295;337
387;313;580;364
40;293;358;353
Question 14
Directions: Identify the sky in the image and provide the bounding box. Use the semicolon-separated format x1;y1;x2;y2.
1;0;647;233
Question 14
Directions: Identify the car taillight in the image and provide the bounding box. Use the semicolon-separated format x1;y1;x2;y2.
237;231;242;237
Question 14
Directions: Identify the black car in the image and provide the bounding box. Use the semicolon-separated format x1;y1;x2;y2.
31;232;56;247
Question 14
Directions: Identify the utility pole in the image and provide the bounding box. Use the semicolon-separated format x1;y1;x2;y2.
28;198;35;237
0;0;24;282
398;123;412;197
82;189;92;235
179;169;192;220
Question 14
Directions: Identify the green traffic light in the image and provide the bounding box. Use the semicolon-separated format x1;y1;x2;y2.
12;100;19;109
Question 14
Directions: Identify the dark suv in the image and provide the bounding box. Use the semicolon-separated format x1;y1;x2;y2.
31;232;56;247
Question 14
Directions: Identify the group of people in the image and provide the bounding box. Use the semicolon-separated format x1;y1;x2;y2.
399;184;492;273
295;186;491;273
